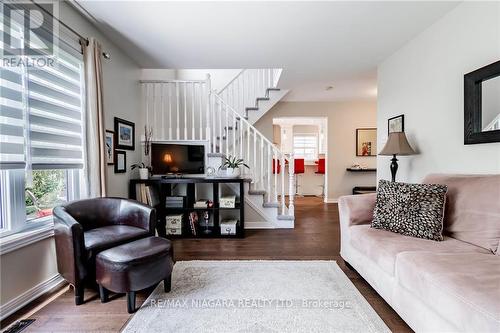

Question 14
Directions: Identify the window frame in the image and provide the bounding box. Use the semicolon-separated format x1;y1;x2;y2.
293;133;319;162
0;169;82;239
0;8;86;242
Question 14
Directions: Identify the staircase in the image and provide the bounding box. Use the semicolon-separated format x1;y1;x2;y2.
140;69;294;227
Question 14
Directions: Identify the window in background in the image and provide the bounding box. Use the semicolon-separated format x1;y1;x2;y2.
0;4;85;237
293;134;318;161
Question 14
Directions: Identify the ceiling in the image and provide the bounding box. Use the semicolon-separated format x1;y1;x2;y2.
74;1;458;101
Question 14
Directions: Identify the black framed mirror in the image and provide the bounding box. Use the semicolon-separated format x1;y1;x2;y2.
464;60;500;144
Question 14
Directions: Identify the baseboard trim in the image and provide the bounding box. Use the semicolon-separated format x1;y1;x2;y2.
0;274;65;321
244;221;276;229
324;197;338;204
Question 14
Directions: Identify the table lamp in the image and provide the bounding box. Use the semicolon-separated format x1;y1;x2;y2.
379;132;416;182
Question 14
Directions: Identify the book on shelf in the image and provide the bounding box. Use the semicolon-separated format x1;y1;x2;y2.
149;187;160;206
135;184;159;207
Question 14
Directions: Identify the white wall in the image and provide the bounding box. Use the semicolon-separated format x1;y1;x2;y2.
377;1;500;183
255;101;377;200
0;1;141;310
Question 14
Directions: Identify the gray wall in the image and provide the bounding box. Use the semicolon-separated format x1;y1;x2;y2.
255;100;377;200
0;1;141;308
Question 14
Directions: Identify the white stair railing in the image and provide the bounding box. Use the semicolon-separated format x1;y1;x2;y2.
217;69;282;118
140;74;211;143
211;93;294;217
140;71;294;218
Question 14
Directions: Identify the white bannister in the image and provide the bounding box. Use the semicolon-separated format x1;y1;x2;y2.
211;94;294;217
218;69;282;118
140;75;211;142
140;70;294;218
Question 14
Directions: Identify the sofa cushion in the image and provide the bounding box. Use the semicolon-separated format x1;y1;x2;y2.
396;252;500;332
372;179;447;241
84;225;149;259
349;225;490;276
423;174;500;254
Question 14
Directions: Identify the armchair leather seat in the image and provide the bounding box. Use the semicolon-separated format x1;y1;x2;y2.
53;197;156;305
84;225;150;260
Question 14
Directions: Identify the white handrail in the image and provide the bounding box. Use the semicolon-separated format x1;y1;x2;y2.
211;93;294;216
140;79;206;84
140;70;294;217
140;74;211;142
218;69;282;118
212;94;288;161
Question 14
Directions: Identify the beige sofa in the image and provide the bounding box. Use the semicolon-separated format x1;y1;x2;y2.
338;174;500;332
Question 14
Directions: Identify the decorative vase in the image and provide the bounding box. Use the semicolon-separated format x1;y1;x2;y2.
139;168;149;180
225;167;240;178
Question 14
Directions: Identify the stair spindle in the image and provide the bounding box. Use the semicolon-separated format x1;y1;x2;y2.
281;155;285;215
191;82;195;140
176;83;180;140
288;154;295;216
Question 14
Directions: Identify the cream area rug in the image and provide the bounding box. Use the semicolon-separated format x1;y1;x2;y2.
122;261;390;333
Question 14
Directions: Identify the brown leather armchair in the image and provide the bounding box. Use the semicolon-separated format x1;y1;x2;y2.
53;197;156;305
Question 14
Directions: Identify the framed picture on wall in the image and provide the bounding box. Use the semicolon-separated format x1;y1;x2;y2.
356;128;377;156
114;117;135;150
105;130;115;165
114;150;126;173
388;114;404;134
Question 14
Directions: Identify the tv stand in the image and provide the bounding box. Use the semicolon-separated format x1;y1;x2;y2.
129;177;245;239
161;174;182;179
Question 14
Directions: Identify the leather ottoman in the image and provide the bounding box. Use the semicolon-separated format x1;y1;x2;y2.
96;236;174;313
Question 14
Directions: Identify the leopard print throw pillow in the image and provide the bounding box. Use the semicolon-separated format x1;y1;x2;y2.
371;179;447;241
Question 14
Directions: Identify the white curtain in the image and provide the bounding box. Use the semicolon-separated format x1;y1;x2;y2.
81;37;107;197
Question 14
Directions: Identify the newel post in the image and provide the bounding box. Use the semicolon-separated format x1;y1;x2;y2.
288;153;295;216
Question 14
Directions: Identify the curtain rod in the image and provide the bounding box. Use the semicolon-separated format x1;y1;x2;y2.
29;0;110;59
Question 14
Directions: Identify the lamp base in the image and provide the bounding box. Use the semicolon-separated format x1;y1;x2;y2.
390;154;398;182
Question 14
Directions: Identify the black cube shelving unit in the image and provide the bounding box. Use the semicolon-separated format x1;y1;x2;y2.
129;177;246;239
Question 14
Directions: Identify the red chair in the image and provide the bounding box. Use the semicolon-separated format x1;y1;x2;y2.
315;158;325;174
315;158;326;197
294;158;305;196
272;158;281;174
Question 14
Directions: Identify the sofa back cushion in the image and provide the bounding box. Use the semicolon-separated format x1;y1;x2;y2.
422;174;500;254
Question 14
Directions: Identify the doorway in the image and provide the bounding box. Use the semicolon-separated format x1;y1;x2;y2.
272;117;328;203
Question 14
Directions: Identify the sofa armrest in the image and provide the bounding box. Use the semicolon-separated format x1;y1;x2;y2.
53;206;86;284
338;193;376;228
117;199;157;235
338;193;377;262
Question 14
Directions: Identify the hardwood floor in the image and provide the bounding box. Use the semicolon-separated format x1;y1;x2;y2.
1;197;412;332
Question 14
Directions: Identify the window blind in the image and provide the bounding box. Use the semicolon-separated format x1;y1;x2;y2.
0;12;25;169
293;134;318;160
0;6;85;170
27;50;84;169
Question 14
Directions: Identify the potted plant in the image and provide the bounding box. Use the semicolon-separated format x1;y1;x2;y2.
131;162;150;180
221;155;249;178
132;126;153;180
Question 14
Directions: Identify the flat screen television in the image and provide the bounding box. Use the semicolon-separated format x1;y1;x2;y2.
151;143;205;175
